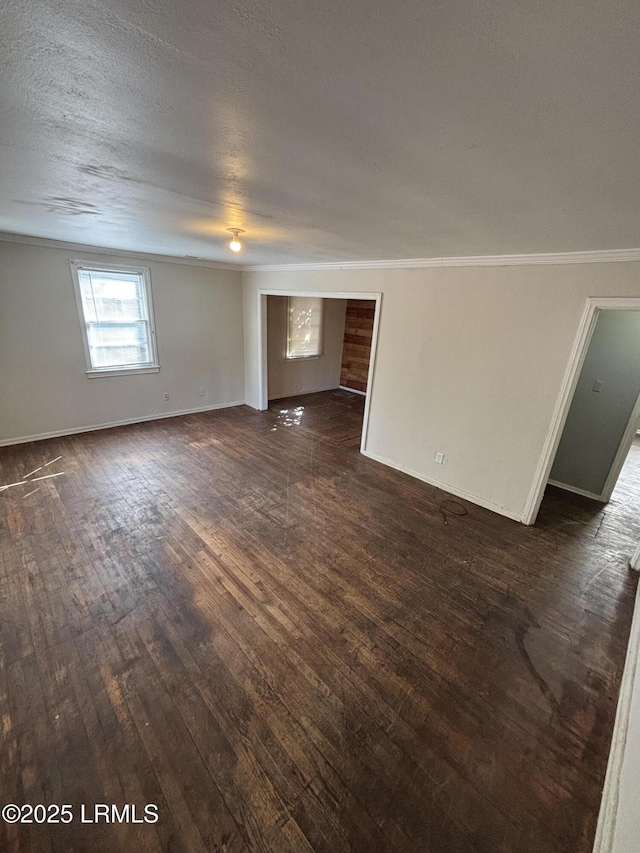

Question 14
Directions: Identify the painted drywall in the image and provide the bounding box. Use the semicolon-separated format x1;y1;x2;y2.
267;296;346;399
0;241;244;444
243;262;640;522
611;631;640;853
550;311;640;496
594;579;640;853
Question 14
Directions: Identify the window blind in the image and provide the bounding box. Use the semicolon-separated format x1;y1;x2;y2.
286;296;324;359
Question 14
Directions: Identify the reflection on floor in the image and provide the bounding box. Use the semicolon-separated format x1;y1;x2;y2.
0;391;637;853
268;388;366;447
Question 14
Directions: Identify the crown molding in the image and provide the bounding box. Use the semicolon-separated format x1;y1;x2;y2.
2;231;639;272
242;247;640;272
0;231;241;271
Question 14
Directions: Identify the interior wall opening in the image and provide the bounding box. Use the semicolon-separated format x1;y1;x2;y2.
541;308;640;515
260;293;378;452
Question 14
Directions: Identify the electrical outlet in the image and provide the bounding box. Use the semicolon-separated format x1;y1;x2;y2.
593;379;604;393
163;392;169;401
198;388;205;396
435;451;445;464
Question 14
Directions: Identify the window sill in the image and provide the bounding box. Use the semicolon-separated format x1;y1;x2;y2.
86;366;160;378
285;355;322;361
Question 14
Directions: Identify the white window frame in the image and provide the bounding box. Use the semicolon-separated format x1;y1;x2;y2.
70;259;160;377
286;296;324;360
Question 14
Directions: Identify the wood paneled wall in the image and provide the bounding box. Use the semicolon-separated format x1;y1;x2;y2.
339;299;375;393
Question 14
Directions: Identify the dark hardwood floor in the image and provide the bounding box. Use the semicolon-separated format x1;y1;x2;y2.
0;389;638;852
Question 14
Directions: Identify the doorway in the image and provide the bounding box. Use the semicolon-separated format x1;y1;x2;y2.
525;298;640;524
256;290;382;454
264;295;377;447
548;309;640;502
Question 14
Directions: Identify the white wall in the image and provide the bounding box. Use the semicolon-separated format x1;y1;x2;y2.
267;296;346;399
550;311;640;496
243;263;640;522
609;615;640;853
0;241;244;444
594;579;640;853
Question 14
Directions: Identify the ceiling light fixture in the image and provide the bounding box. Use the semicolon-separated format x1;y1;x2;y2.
227;228;244;253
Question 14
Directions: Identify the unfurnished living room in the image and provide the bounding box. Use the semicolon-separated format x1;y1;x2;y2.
2;2;640;852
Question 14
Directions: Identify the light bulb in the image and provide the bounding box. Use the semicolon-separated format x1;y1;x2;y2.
228;228;244;253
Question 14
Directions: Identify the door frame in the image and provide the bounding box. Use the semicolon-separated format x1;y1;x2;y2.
599;390;640;503
523;296;640;525
256;289;382;454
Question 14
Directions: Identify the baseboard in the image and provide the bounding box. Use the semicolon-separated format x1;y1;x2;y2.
0;401;245;447
361;449;524;522
547;479;605;501
338;385;367;397
593;580;640;853
268;385;342;402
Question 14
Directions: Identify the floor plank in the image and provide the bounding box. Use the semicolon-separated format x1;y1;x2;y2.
0;390;638;852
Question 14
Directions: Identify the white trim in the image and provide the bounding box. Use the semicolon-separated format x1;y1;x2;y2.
268;385;339;401
0;231;240;271
364;295;382;453
547;479;604;501
258;289;382;300
70;259;160;375
4;231;640;273
86;366;160;378
245;248;640;272
338;385;367;397
593;581;640;853
0;401;244;448
257;292;269;410
282;355;322;362
522;298;640;525
256;289;381;456
362;449;523;522
600;391;640;503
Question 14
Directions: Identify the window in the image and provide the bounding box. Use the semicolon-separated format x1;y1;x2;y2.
286;296;324;359
70;261;159;376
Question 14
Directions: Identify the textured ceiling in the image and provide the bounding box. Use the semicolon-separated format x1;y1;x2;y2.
1;0;639;264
